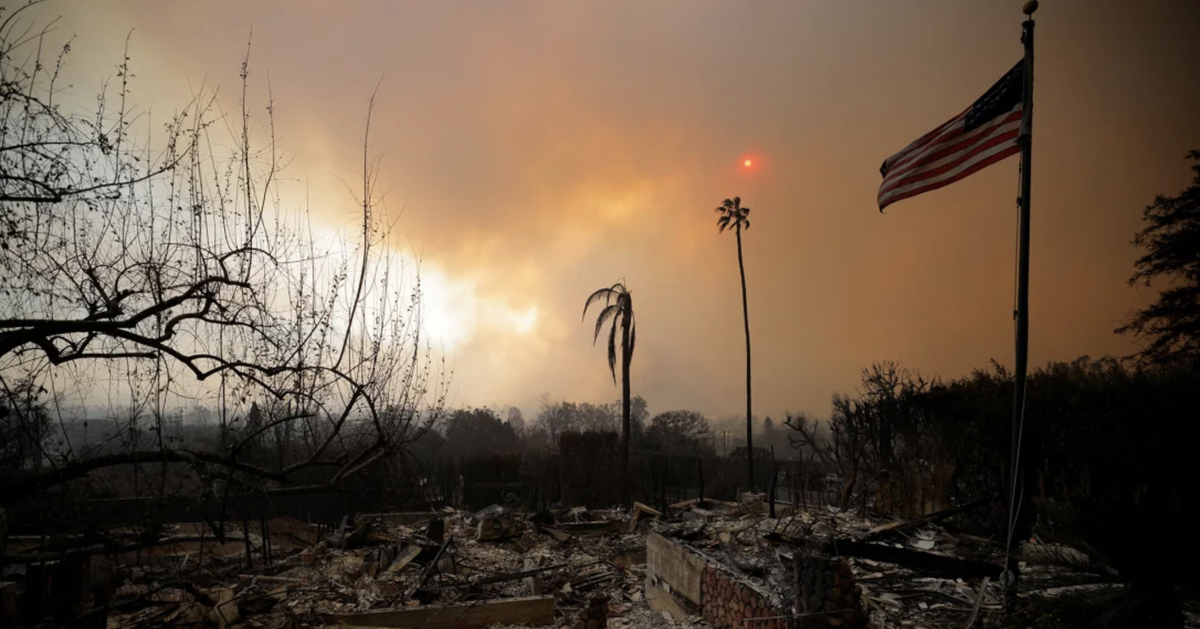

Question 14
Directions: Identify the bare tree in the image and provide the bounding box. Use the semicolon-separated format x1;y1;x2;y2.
534;393;573;444
0;375;52;475
0;8;445;552
0;1;185;210
787;403;870;510
788;362;947;514
647;410;713;454
505;406;525;435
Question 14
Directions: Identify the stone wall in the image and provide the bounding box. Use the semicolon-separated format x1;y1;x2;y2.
792;553;869;629
702;565;785;629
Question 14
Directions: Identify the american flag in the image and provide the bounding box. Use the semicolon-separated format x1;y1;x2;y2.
878;60;1026;211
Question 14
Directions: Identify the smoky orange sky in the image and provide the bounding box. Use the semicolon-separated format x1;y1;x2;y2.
42;0;1200;421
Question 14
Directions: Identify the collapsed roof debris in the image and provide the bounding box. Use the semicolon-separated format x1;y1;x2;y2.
4;495;1197;628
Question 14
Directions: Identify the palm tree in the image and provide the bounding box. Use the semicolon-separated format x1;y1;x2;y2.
583;281;636;502
716;196;755;489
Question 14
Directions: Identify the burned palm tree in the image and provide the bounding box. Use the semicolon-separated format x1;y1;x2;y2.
582;281;636;502
716;196;755;488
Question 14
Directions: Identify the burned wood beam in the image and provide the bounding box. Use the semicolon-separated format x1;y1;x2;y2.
236;575;306;584
629;502;662;533
633;502;663;518
326;595;555;628
0;536;250;563
420;563;572;591
415;535;452;590
554;520;623;534
822;538;1001;579
537;527;569;542
669;498;699;511
860;494;996;541
924;495;996;524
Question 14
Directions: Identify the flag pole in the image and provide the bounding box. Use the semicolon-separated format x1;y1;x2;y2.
1004;0;1037;602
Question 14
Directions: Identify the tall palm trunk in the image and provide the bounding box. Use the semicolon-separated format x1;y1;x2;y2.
620;313;632;503
736;222;754;489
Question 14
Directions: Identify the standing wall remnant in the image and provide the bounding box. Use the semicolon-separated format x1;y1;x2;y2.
647;533;870;629
645;531;705;605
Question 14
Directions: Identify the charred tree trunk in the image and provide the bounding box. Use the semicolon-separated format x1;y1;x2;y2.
735;223;754;490
620;313;632;505
839;465;857;511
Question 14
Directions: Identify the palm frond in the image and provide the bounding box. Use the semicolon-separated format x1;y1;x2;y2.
592;303;619;344
1018;543;1119;579
607;322;618;383
732;196;741;207
742;218;751;230
742;206;750;216
582;287;615;320
717;215;731;233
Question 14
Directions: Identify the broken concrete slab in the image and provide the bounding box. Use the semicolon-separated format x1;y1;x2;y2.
385;544;423;574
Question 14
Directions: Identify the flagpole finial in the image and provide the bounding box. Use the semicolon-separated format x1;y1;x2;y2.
1023;0;1038;15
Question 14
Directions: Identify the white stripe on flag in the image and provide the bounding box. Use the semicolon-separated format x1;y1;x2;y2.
879;114;1022;198
878;130;1022;207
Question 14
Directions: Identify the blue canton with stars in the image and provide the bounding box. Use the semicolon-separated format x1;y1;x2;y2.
964;60;1025;132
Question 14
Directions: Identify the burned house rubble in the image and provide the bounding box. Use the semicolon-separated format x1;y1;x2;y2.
5;493;1194;629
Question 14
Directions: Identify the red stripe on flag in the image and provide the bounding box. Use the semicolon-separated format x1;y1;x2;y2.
881;107;1022;190
879;124;1021;197
909;110;1023;172
879;143;1021;210
883;111;969;175
878;100;1023;210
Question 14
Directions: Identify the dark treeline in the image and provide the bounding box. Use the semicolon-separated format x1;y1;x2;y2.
788;357;1198;518
419;394;797;463
411;352;1197;529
